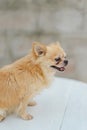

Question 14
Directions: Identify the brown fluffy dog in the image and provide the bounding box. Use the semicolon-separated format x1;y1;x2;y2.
0;42;68;121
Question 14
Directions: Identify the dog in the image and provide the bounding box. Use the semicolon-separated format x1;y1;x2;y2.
0;42;68;121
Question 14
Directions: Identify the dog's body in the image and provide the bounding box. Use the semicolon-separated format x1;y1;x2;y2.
0;42;68;121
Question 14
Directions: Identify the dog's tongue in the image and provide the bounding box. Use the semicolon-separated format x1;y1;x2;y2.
59;67;65;71
50;66;65;72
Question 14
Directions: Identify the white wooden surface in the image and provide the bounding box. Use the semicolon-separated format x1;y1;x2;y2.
0;77;87;130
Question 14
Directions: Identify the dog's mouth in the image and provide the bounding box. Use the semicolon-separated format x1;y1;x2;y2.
51;65;65;72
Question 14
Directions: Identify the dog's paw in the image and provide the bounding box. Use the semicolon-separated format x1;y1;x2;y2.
0;115;5;122
28;101;37;107
21;113;33;120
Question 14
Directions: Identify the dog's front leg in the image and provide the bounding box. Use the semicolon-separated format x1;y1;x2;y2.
17;96;33;120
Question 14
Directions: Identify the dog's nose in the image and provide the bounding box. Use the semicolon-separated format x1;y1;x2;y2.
64;60;68;66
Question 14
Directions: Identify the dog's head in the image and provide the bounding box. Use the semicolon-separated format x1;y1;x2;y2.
32;42;68;72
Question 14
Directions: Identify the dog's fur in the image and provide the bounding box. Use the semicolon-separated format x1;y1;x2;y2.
0;42;68;121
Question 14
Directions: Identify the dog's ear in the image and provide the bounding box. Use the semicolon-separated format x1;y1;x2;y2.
55;41;61;46
32;42;47;57
49;41;61;47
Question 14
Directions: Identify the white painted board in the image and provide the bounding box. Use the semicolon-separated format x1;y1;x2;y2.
0;77;87;130
61;80;87;130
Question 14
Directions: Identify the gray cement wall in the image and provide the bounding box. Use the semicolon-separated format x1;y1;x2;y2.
0;0;87;82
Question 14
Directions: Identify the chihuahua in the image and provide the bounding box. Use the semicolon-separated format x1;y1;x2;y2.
0;42;68;121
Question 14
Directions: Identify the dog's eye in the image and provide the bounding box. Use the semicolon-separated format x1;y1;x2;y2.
55;57;61;62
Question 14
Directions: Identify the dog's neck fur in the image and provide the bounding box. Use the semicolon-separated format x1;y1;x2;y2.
13;53;55;86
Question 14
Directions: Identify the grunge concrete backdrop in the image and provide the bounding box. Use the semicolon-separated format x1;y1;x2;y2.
0;0;87;82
